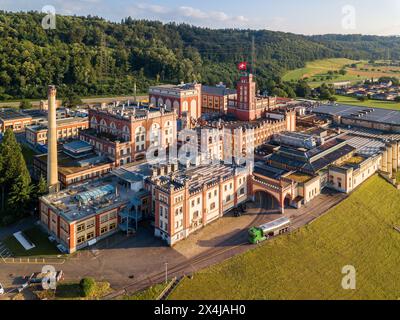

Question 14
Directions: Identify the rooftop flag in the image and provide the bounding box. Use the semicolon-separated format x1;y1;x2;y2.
238;62;247;71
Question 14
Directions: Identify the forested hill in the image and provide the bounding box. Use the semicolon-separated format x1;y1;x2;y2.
0;11;399;101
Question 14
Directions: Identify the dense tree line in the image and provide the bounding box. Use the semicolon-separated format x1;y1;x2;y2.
0;11;335;100
0;129;46;225
1;12;400;101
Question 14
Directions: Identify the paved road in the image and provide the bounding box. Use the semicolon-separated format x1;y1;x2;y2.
0;190;347;299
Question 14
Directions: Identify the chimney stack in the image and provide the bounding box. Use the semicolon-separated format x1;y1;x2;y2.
47;85;59;194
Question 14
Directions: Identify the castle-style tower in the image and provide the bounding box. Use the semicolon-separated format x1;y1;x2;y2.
232;73;257;121
47;85;59;194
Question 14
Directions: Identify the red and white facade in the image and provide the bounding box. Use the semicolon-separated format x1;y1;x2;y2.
149;83;202;121
228;74;277;121
81;107;177;166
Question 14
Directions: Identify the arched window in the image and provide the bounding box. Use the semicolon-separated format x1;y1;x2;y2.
90;116;98;129
150;123;160;146
122;125;130;141
110;122;117;134
165;99;172;110
182;101;188;112
100;119;107;132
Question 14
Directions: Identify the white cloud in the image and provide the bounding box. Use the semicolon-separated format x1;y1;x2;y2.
136;3;170;15
178;6;208;19
176;6;249;25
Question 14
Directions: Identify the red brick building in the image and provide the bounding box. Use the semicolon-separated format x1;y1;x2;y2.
228;74;277;121
80;105;177;166
0;108;32;133
201;85;237;114
26;117;89;145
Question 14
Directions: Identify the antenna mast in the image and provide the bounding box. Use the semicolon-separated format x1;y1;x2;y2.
251;35;256;77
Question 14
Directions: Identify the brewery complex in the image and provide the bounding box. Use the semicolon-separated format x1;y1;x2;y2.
1;68;400;299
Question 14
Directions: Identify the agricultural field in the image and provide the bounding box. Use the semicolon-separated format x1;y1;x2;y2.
333;95;400;111
282;58;357;82
283;58;400;88
169;176;400;300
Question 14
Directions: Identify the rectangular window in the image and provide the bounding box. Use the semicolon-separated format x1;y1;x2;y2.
86;220;95;229
77;236;85;244
86;232;95;240
100;226;108;235
109;211;117;219
100;214;108;224
210;202;216;210
109;223;116;231
77;223;85;233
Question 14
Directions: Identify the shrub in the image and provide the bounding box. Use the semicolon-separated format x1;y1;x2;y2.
80;277;96;297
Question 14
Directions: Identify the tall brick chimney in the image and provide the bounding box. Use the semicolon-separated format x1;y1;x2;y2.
47;85;59;194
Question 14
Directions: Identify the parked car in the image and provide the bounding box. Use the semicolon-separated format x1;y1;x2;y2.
0;283;4;295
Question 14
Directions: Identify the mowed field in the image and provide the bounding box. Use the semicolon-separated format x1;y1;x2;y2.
169;176;400;300
334;95;400;111
283;58;400;87
282;58;356;82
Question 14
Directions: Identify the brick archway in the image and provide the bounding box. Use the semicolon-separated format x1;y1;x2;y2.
251;175;294;214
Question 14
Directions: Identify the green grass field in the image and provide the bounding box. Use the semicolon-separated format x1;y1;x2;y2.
282;58;356;82
169;176;400;300
334;95;400;111
283;58;400;88
122;282;171;300
3;227;62;258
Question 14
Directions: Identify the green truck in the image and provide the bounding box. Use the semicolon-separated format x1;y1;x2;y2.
248;217;291;244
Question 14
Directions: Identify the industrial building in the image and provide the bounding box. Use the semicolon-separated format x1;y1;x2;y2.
80;103;177;166
0;108;33;133
251;129;384;212
25;116;89;145
149;83;202;121
312;104;400;133
39;177;138;253
33;140;113;188
201;84;237;114
147;163;251;246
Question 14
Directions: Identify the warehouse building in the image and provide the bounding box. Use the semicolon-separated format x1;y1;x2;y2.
312;104;400;133
26;116;89;145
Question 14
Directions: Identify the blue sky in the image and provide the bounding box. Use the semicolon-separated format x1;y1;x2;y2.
2;0;400;35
